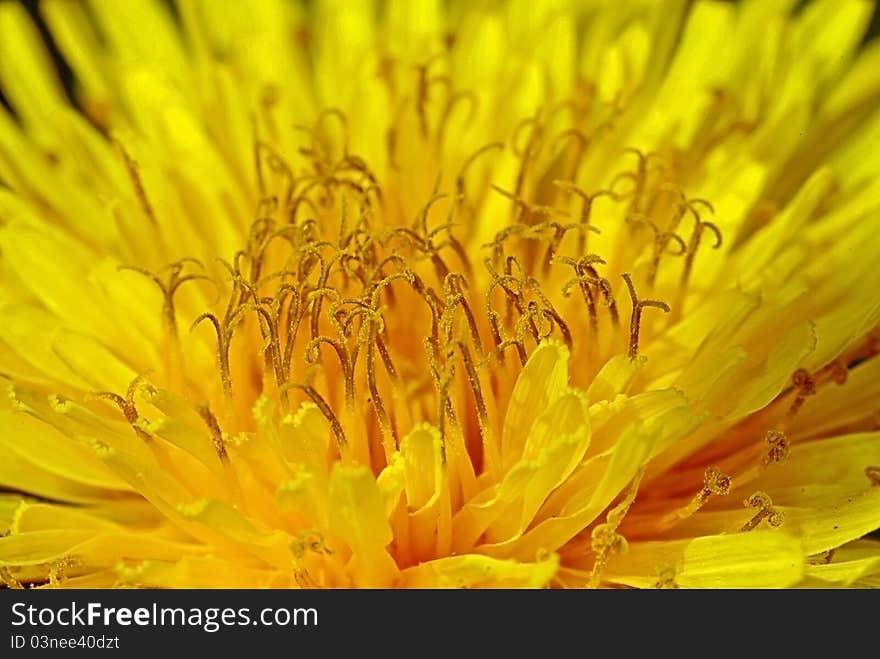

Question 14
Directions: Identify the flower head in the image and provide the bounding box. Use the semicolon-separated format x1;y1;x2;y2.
1;0;879;589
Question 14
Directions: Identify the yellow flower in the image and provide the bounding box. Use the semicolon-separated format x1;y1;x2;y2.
1;0;879;589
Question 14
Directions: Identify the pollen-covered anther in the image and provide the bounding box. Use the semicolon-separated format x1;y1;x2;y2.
704;465;732;497
588;523;628;589
659;465;730;530
590;524;627;555
741;491;784;531
866;466;880;486
761;430;790;467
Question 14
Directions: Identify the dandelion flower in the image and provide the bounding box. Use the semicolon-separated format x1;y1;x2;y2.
1;0;880;589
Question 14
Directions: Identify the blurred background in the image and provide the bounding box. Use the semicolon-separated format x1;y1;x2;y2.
3;0;880;117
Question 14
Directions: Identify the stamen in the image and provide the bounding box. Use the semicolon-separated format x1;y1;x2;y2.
409;272;442;348
456;142;504;201
789;368;817;416
482;224;526;268
537;221;596;275
808;358;850;388
658;466;731;531
438;90;478;149
93;375;151;442
115;139;158;227
375;333;399;383
560;256;601;333
307;250;342;337
197;404;229;463
367;272;416;310
866;467;880;486
552;180;610;253
478;306;502;359
809;550;836;566
414;192;449;236
290;531;334;561
191;311;244;400
740;491;784;532
423;337;456;454
514;301;543;346
588;467;644;588
368;253;409;284
120;260;215;340
614;148;656;214
446;233;474;278
498;337;528;366
288;180;324;223
621;273;670;360
761;430;790;467
526;277;573;350
491;185;569;224
416;62;452;136
305;336;354;407
654;566;680;589
680;201;722;297
443;274;484;356
645;182;685;220
503;255;527;326
336;154;381;192
254;141;294;209
626;216;687;287
315;107;350;160
549;128;588;180
455;340;490;447
541;306;573;350
252;305;285;389
360;308;398;460
282;381;347;450
276;284;305;382
578;256;618;325
512;112;543;202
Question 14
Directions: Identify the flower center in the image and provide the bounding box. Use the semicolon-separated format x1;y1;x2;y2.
110;100;730;483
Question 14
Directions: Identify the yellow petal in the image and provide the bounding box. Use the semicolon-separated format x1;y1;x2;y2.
400;553;558;588
400;423;444;510
606;531;804;588
327;464;398;587
501;339;569;469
